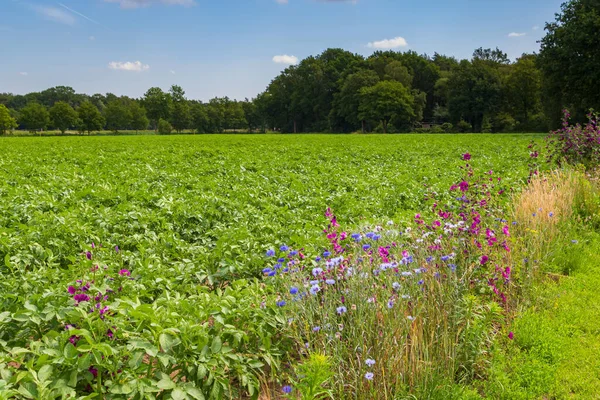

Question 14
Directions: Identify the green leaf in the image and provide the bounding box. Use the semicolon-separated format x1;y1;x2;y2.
38;364;53;382
171;388;187;400
211;336;222;354
159;332;181;353
156;377;176;390
187;387;205;400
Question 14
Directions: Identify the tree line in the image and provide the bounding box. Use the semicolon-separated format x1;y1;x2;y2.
0;0;597;135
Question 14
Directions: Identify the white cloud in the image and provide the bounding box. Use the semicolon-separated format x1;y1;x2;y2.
367;36;408;49
19;72;28;76
508;32;526;37
273;55;298;65
104;0;195;8
31;5;76;25
170;70;176;75
108;61;150;72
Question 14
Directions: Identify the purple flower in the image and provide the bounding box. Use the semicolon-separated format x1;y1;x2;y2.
282;385;292;394
365;372;374;380
277;300;286;307
107;329;114;339
387;300;394;308
313;326;321;332
463;153;471;161
290;287;299;295
85;251;92;260
115;245;119;253
266;249;275;257
365;358;376;367
310;285;320;295
351;233;361;242
325;279;335;285
73;293;90;303
508;331;514;340
119;269;131;277
280;245;289;252
362;244;371;251
323;251;331;257
68;286;77;295
336;306;347;315
262;268;272;274
312;268;323;277
480;255;489;265
268;270;277;277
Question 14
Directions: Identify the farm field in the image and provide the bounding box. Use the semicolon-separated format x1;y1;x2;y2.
0;133;551;399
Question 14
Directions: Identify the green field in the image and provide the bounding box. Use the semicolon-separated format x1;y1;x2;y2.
0;134;545;399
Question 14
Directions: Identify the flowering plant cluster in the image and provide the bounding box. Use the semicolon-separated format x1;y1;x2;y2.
546;109;600;167
264;154;517;397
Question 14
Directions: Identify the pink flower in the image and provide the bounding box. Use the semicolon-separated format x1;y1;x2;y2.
502;225;510;236
459;181;469;192
85;251;92;260
463;153;471;161
68;286;77;295
73;293;90;303
480;255;489;265
119;269;131;277
508;332;514;340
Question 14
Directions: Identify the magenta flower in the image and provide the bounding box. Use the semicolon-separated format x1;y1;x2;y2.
463;153;471;161
459;181;469;192
480;255;489;265
68;286;77;295
508;331;514;340
85;251;92;260
73;293;90;303
119;269;131;277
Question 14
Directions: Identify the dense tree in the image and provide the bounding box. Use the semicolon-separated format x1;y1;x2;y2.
506;54;544;130
77;101;105;134
331;69;380;132
539;0;600;126
49;101;78;134
359;81;415;133
190;102;210;133
169;85;190;133
104;100;132;133
129;102;149;133
19;103;50;133
0;105;17;134
143;87;171;131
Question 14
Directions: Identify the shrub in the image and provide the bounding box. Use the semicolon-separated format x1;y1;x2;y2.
441;122;454;133
546;109;600;167
157;118;173;135
456;120;472;133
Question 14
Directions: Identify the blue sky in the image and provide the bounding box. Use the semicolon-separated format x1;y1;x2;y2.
0;0;563;100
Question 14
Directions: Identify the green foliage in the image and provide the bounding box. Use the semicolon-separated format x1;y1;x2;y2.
128;102;149;133
49;101;78;134
77;101;105;134
143;87;171;131
19;102;50;133
539;0;600;126
170;85;190;133
456;119;473;133
0;104;17;134
359;80;415;133
104;100;132;133
157;118;173;134
292;353;334;400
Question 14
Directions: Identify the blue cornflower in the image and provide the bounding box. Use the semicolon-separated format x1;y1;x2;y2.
262;268;272;274
310;285;320;295
312;268;323;277
363;244;371;251
289;251;298;257
351;233;361;242
336;306;347;315
426;256;434;263
441;255;450;262
280;245;289;251
392;282;401;291
274;263;282;270
282;385;292;394
325;279;335;285
310;280;319;285
312;326;321;332
532;213;537;217
316;256;322;262
401;271;412;277
268;270;277;277
290;287;299;295
373;235;381;241
277;300;286;307
277;258;285;263
448;264;457;272
418;280;424;285
365;359;376;367
549;212;554;217
366;232;375;239
323;251;331;257
282;267;289;273
387;300;394;309
266;249;275;257
512;221;518;225
365;372;374;380
572;240;578;244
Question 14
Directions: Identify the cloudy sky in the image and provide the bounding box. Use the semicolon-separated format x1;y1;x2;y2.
1;0;562;100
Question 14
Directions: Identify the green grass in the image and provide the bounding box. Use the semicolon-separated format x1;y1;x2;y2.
484;230;600;399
